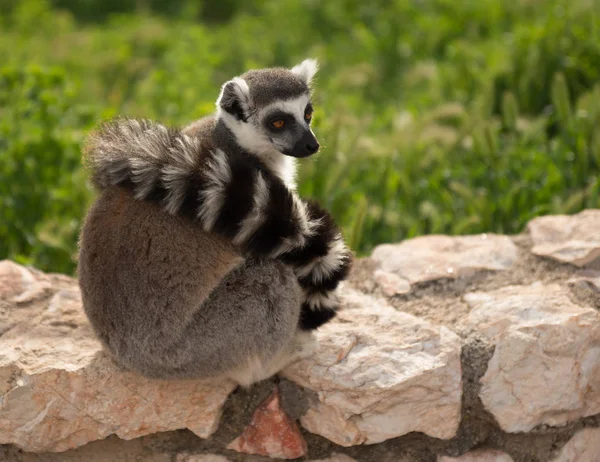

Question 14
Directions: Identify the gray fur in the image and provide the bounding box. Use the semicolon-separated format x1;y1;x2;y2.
79;60;350;386
241;68;309;107
84;117;204;214
215;62;319;171
78;188;309;386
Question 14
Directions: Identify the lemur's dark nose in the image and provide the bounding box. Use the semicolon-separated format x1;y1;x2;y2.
306;141;320;154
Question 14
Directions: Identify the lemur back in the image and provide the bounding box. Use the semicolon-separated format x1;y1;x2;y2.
78;60;352;385
80;185;311;385
79;186;240;357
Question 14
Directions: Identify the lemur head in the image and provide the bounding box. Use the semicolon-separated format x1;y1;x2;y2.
215;59;319;159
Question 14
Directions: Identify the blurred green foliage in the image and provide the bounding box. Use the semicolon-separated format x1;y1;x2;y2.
1;0;600;274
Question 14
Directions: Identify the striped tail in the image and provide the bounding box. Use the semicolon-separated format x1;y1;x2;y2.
84;117;353;330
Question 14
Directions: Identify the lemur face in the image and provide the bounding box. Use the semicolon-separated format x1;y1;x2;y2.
216;59;320;159
260;94;319;158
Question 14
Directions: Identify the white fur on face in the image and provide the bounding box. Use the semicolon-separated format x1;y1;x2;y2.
217;109;298;187
256;93;315;188
259;94;312;131
216;93;316;190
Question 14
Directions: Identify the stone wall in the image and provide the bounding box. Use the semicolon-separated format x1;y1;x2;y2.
1;210;599;462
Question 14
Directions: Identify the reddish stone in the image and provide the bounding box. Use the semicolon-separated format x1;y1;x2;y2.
227;386;307;459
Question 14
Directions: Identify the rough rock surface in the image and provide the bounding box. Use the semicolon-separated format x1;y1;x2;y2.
0;435;174;462
227;387;307;459
438;449;514;462
464;282;600;433
282;287;463;446
3;210;600;461
372;269;410;296
176;454;231;462
0;260;236;453
310;454;358;462
551;428;600;462
528;209;600;266
371;233;518;289
568;270;600;293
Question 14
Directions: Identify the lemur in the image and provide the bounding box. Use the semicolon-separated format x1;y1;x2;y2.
78;59;353;386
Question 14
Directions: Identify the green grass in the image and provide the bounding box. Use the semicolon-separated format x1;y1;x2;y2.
1;0;600;274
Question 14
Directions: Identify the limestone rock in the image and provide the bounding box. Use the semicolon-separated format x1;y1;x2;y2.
373;269;411;296
438;449;514;462
227;386;307;459
175;454;231;462
464;282;600;432
528;209;600;266
568;270;600;308
371;234;517;288
1;434;174;462
0;261;236;452
282;288;462;446
551;428;600;462
310;454;358;462
0;260;54;304
568;270;600;293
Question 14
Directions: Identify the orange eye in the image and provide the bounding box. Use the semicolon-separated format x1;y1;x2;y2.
305;112;313;121
272;120;285;129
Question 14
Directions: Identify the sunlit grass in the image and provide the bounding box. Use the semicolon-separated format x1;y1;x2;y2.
1;0;600;273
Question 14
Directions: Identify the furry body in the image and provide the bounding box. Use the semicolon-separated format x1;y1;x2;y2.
78;60;352;385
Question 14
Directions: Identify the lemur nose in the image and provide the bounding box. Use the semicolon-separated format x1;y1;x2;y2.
306;142;320;154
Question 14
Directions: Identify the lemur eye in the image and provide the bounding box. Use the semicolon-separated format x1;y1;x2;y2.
272;120;285;129
304;112;313;121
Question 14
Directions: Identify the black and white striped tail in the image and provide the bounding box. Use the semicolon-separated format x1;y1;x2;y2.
84;117;353;330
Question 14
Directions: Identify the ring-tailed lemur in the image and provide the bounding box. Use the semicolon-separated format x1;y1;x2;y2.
78;59;353;386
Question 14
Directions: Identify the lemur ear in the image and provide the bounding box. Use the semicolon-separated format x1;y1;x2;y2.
291;58;318;85
216;77;252;122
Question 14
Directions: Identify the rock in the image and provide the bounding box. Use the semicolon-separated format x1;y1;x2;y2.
0;434;174;462
568;270;600;292
438;449;514;461
0;260;54;304
310;454;358;462
371;234;517;288
0;262;236;452
551;428;600;462
282;288;462;446
227;386;307;459
528;209;600;266
463;282;600;432
373;269;410;296
176;454;231;462
568;270;600;308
